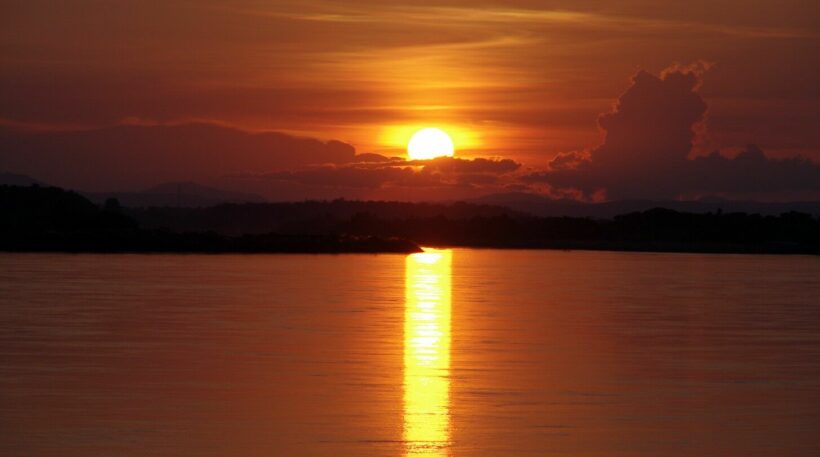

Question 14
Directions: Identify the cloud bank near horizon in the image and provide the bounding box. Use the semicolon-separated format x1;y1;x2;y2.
526;67;820;200
0;120;525;200
1;66;819;201
0;123;355;191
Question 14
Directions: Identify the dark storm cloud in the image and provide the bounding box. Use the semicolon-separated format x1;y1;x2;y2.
0;123;355;191
526;67;820;199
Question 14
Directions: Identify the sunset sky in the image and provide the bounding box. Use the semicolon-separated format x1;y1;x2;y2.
1;0;819;200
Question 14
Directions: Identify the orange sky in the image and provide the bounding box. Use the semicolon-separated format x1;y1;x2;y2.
3;1;818;164
1;1;819;200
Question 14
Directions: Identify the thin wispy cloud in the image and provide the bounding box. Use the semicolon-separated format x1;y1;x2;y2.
224;2;817;39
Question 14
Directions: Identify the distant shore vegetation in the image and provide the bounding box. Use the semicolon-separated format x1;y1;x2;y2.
2;184;819;255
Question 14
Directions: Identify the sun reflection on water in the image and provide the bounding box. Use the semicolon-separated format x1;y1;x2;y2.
404;249;452;456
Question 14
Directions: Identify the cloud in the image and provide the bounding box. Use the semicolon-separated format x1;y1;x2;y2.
254;156;521;190
689;145;820;194
234;4;817;39
527;66;820;199
2;54;817;202
353;153;396;163
3;1;817;161
411;156;520;174
263;166;436;189
0;122;355;191
0;116;522;200
547;150;590;171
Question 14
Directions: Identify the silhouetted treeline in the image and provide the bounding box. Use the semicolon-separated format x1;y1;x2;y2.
130;200;820;255
130;200;523;236
3;185;819;254
0;185;420;253
340;208;820;254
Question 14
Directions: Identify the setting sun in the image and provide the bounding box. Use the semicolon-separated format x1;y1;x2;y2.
407;128;455;160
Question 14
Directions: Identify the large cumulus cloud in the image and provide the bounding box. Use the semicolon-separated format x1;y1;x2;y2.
527;67;820;199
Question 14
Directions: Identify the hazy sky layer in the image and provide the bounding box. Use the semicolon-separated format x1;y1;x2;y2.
2;0;818;161
1;1;818;200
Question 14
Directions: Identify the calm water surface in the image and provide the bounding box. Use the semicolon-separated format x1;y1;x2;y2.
1;249;820;456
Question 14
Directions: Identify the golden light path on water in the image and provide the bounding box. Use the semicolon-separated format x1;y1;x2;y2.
404;249;452;457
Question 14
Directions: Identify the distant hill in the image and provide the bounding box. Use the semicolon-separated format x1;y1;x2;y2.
0;172;45;187
131;200;524;236
0;185;419;253
0;184;136;234
84;182;266;208
472;192;820;218
0;174;267;207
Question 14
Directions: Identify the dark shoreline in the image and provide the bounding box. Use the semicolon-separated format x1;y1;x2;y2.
3;238;816;256
0;232;423;254
3;185;819;256
416;241;820;256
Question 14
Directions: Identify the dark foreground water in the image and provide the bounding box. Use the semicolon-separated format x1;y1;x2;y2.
1;249;819;456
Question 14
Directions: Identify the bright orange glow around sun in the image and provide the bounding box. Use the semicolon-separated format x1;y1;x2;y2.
407;128;455;160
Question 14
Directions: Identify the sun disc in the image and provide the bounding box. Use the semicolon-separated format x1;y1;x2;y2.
407;128;454;160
